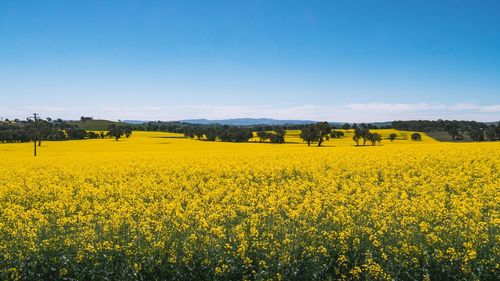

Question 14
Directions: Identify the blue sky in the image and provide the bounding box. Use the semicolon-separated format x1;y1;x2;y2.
1;0;499;122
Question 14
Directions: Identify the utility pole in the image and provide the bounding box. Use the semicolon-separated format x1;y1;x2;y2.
31;113;38;157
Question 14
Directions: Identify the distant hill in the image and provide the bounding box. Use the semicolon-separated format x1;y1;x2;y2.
67;119;126;130
179;118;396;127
180;118;318;126
122;120;149;124
68;118;395;128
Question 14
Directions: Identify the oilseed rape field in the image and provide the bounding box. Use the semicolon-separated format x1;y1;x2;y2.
0;131;498;280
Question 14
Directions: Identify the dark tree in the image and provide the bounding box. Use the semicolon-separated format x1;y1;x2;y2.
330;130;344;139
411;133;422;141
269;128;286;144
485;125;500;141
352;127;362;146
257;130;269;143
468;127;485;141
205;127;218;141
368;132;382;146
389;133;397;142
315;122;331;147
299;122;330;146
80;116;93;122
194;127;204;140
300;124;316;146
352;124;371;146
447;128;460;140
360;124;371;146
107;124;125;141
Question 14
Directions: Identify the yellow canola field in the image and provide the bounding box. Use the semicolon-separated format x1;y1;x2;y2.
0;131;498;280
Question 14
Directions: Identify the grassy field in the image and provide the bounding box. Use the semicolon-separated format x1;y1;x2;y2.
67;119;128;131
0;131;498;280
425;131;476;142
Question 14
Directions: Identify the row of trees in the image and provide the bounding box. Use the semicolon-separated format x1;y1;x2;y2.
299;122;332;146
0;118;133;144
107;124;132;141
392;120;488;132
299;122;390;147
256;128;286;143
298;122;424;146
183;125;289;143
393;120;500;141
184;126;254;142
133;121;398;146
142;120;500;143
4;117;498;145
352;125;383;146
299;122;386;147
136;121;311;134
0;119;95;145
466;126;500;141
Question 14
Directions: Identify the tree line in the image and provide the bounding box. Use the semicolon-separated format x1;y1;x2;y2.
125;119;500;142
0;119;133;144
134;121;310;134
393;120;500;141
4;117;497;146
136;121;423;146
182;125;287;143
298;122;425;146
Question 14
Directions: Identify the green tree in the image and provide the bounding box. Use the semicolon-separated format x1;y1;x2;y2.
447;128;460;140
330;130;344;139
360;125;371;146
269;127;286;144
411;133;422;141
389;133;397;142
468;127;484;141
205;127;218;141
300;124;316;146
315;122;331;147
352;127;362;146
107;124;125;141
300;122;330;146
485;124;500;141
257;130;269;142
368;132;382;145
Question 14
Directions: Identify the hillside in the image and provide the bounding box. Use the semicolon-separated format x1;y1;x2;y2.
425;131;475;142
67;119;127;131
180;118;318;126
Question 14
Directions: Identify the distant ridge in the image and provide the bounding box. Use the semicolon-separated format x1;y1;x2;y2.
122;118;397;127
180;118;317;126
122;120;148;124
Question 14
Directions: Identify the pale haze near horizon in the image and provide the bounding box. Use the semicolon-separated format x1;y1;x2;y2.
1;1;499;122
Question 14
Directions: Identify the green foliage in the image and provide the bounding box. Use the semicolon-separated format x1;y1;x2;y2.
353;124;372;146
300;124;316;146
107;124;133;141
388;133;398;142
299;122;331;146
393;120;500;142
269;128;286;144
367;132;382;146
0;119;101;144
411;133;422;141
330;130;344;139
256;130;269;142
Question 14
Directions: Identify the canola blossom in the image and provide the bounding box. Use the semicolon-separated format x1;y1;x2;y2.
0;131;498;280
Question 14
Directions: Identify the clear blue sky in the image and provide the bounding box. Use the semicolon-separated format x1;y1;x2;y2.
1;0;499;122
